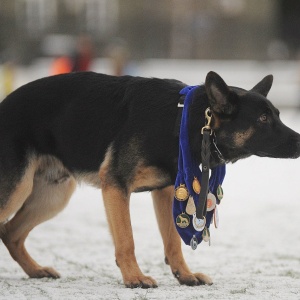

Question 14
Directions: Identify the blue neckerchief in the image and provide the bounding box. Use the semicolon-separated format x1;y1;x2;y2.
173;85;226;246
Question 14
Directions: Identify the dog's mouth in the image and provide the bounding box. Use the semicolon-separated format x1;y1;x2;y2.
256;151;300;159
255;151;277;158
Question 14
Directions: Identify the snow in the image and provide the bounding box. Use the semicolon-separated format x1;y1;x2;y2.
0;65;300;299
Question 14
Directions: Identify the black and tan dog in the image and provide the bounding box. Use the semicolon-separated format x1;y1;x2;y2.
0;71;299;288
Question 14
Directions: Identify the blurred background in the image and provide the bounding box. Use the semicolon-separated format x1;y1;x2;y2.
0;0;300;106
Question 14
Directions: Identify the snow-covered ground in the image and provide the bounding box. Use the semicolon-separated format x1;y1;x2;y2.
0;63;300;299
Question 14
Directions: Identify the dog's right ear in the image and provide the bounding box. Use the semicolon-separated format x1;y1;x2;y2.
250;74;273;97
205;71;237;115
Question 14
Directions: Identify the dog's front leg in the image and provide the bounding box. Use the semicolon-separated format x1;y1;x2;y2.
152;186;213;286
102;185;157;288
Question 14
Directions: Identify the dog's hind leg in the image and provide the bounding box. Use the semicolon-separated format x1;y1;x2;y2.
2;172;76;278
0;160;37;225
152;186;213;286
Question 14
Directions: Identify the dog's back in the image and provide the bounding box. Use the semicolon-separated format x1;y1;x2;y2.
0;72;182;171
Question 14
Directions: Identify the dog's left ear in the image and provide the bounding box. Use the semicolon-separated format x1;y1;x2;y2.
205;71;238;115
250;75;273;97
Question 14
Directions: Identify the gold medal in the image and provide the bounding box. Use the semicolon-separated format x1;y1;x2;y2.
192;177;201;194
206;192;216;212
175;184;189;201
186;196;196;215
176;213;190;228
217;184;224;201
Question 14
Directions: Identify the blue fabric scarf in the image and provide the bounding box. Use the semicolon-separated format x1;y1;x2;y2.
173;85;226;247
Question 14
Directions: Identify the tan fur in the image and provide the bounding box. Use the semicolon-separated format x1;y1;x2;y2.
98;144;210;287
0;147;210;286
75;172;101;188
233;127;254;147
130;164;170;192
152;186;213;285
99;147;158;287
101;183;157;287
99;145;113;189
212;112;221;130
2;155;76;278
0;159;37;223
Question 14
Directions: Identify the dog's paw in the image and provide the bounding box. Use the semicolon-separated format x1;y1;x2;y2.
124;275;158;289
28;266;61;279
174;271;213;286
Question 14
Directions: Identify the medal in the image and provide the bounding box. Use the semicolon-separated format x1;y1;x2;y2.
190;235;198;250
175;184;189;201
217;184;223;201
192;177;201;194
192;213;206;231
206;192;216;212
202;227;210;243
176;213;190;228
185;196;196;215
213;206;219;228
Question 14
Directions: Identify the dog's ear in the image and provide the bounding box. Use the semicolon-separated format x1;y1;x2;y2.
205;71;237;115
250;75;273;97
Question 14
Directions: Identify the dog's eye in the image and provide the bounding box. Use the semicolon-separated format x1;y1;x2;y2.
259;114;268;123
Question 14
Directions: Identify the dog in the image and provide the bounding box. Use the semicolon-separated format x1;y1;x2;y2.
0;71;299;288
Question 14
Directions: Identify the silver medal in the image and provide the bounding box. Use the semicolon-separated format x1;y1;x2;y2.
213;206;219;229
202;227;210;243
192;213;206;232
190;235;198;250
217;184;224;201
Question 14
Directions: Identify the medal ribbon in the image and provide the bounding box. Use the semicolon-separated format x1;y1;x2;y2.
173;85;226;247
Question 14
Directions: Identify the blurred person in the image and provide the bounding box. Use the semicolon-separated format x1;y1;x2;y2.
107;39;130;76
50;35;93;75
2;61;15;96
70;34;94;72
50;56;72;75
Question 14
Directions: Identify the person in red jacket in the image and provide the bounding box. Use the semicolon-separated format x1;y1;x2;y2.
51;35;93;75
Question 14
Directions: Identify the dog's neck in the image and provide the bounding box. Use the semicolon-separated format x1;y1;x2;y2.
176;85;224;167
173;85;226;248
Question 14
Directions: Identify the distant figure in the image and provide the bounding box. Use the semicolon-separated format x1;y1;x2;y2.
50;35;93;75
107;39;130;76
50;56;72;75
70;35;93;72
2;61;15;96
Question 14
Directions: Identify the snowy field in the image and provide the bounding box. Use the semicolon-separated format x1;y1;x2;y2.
0;62;300;299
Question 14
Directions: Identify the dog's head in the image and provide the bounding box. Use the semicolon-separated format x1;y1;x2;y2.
205;71;300;165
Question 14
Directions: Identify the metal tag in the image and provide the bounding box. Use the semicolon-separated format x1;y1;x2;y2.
192;213;206;231
190;235;198;250
217;184;224;201
202;227;210;243
213;206;219;229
